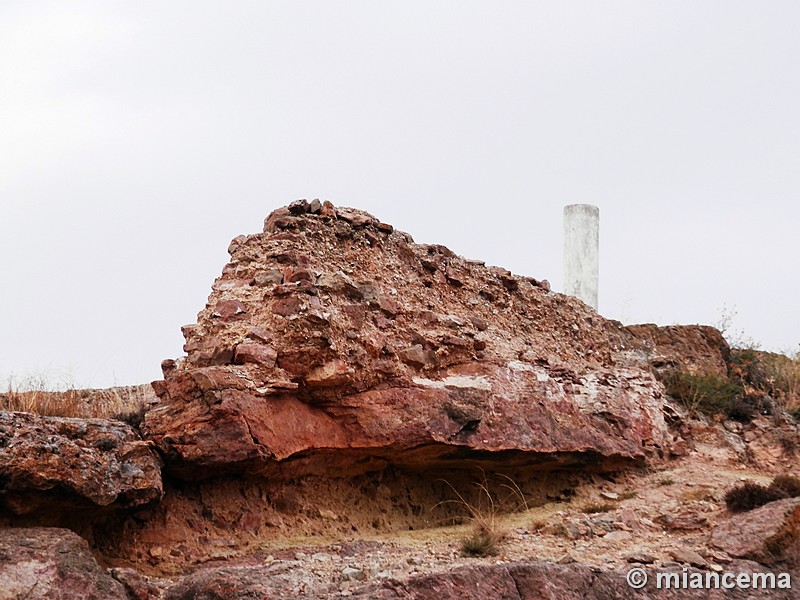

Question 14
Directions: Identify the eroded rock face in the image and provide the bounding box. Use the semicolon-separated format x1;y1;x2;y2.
145;202;667;477
0;527;128;600
0;412;162;515
625;324;731;378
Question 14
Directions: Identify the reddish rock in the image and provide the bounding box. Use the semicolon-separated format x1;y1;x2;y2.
363;561;795;599
233;343;277;367
165;565;294;600
288;198;310;214
321;200;336;217
109;568;166;600
0;527;129;599
211;299;247;321
396;344;434;369
163;560;796;600
710;497;800;567
145;202;668;478
625;323;730;377
252;269;283;287
0;412;162;514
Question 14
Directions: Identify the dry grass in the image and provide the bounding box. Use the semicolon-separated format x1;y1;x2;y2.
0;373;155;421
436;470;528;558
725;481;787;512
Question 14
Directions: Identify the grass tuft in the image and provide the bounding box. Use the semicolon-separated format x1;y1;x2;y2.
436;470;527;558
460;523;503;557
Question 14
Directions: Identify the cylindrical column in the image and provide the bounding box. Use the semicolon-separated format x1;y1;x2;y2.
563;204;599;310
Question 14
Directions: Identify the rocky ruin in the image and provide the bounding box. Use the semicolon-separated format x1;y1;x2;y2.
1;201;798;599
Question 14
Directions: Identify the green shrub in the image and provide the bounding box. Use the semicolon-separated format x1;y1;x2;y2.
662;371;742;418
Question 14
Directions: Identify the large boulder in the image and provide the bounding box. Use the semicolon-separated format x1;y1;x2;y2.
625;323;731;378
0;411;162;515
711;497;800;568
145;202;667;477
0;527;128;600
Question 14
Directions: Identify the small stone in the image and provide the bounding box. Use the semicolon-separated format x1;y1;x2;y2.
318;508;339;520
470;317;489;331
668;547;707;568
234;343;278;367
625;552;656;564
227;235;247;255
557;554;576;564
309;199;322;214
286;269;316;284
600;491;619;500
211;300;247;321
398;344;435;369
341;566;366;581
445;266;465;287
246;327;273;344
295;552;308;560
288;199;310;215
321;200;336;216
253;270;284;287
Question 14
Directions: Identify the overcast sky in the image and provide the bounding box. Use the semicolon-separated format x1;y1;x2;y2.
1;2;798;389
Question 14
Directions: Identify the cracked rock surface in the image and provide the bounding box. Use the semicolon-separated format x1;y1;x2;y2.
144;202;667;478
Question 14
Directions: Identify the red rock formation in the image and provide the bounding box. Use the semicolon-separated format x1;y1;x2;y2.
0;528;129;599
145;201;667;478
0;412;162;515
164;559;796;599
625;324;731;378
711;497;800;567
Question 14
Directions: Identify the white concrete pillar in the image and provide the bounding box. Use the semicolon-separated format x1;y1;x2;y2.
563;204;599;310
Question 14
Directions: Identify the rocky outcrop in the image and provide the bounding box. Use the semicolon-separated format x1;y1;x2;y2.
164;560;796;599
365;561;795;600
145;201;667;478
625;324;731;378
711;497;800;567
0;411;162;515
0;527;128;600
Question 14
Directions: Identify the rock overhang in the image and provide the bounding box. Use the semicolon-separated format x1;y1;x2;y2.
144;200;668;478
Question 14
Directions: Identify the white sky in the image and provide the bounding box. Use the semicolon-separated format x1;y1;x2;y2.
1;2;798;389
